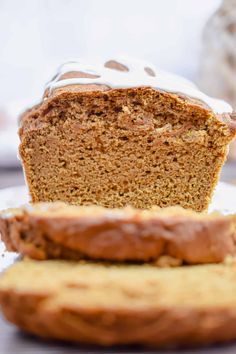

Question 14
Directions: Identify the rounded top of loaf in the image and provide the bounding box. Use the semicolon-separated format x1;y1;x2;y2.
44;56;232;114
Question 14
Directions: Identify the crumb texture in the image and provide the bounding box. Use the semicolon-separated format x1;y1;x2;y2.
19;85;236;211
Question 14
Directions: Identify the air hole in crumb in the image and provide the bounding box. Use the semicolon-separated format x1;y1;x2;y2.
128;92;135;98
35;243;42;249
145;171;151;174
103;94;108;101
59;159;67;167
144;67;156;77
20;232;27;241
173;157;177;162
114;106;123;113
119;136;129;141
71;187;79;191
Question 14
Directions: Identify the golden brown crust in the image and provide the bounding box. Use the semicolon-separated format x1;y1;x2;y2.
20;86;236;138
2;290;236;348
2;261;236;347
1;203;236;263
21;86;212;128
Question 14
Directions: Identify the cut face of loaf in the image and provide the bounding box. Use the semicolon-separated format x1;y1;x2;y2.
1;202;236;264
2;260;236;347
19;61;236;211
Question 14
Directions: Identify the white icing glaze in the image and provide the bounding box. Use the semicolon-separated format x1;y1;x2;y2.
46;57;232;114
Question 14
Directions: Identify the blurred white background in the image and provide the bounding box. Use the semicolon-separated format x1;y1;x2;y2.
0;0;221;106
2;0;236;186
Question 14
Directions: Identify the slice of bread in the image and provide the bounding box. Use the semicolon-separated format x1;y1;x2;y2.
19;58;236;212
1;260;236;347
1;202;236;264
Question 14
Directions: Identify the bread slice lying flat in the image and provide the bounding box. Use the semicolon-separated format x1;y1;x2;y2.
1;202;236;264
1;260;236;347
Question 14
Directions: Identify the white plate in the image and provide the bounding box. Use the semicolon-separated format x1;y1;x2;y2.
0;181;236;271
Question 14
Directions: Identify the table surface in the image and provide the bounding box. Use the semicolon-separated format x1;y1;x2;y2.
1;162;236;353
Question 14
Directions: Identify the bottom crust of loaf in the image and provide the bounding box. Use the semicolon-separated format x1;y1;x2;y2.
1;260;236;348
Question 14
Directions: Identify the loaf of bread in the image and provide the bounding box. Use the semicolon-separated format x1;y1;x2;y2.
2;259;236;348
19;58;236;211
1;202;236;264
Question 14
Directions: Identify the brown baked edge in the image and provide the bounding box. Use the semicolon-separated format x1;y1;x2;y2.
1;289;236;348
19;86;236;139
1;212;236;264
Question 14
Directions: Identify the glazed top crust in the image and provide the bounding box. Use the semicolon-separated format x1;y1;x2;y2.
44;56;232;114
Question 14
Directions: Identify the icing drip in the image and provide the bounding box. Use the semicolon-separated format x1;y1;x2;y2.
46;57;232;114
